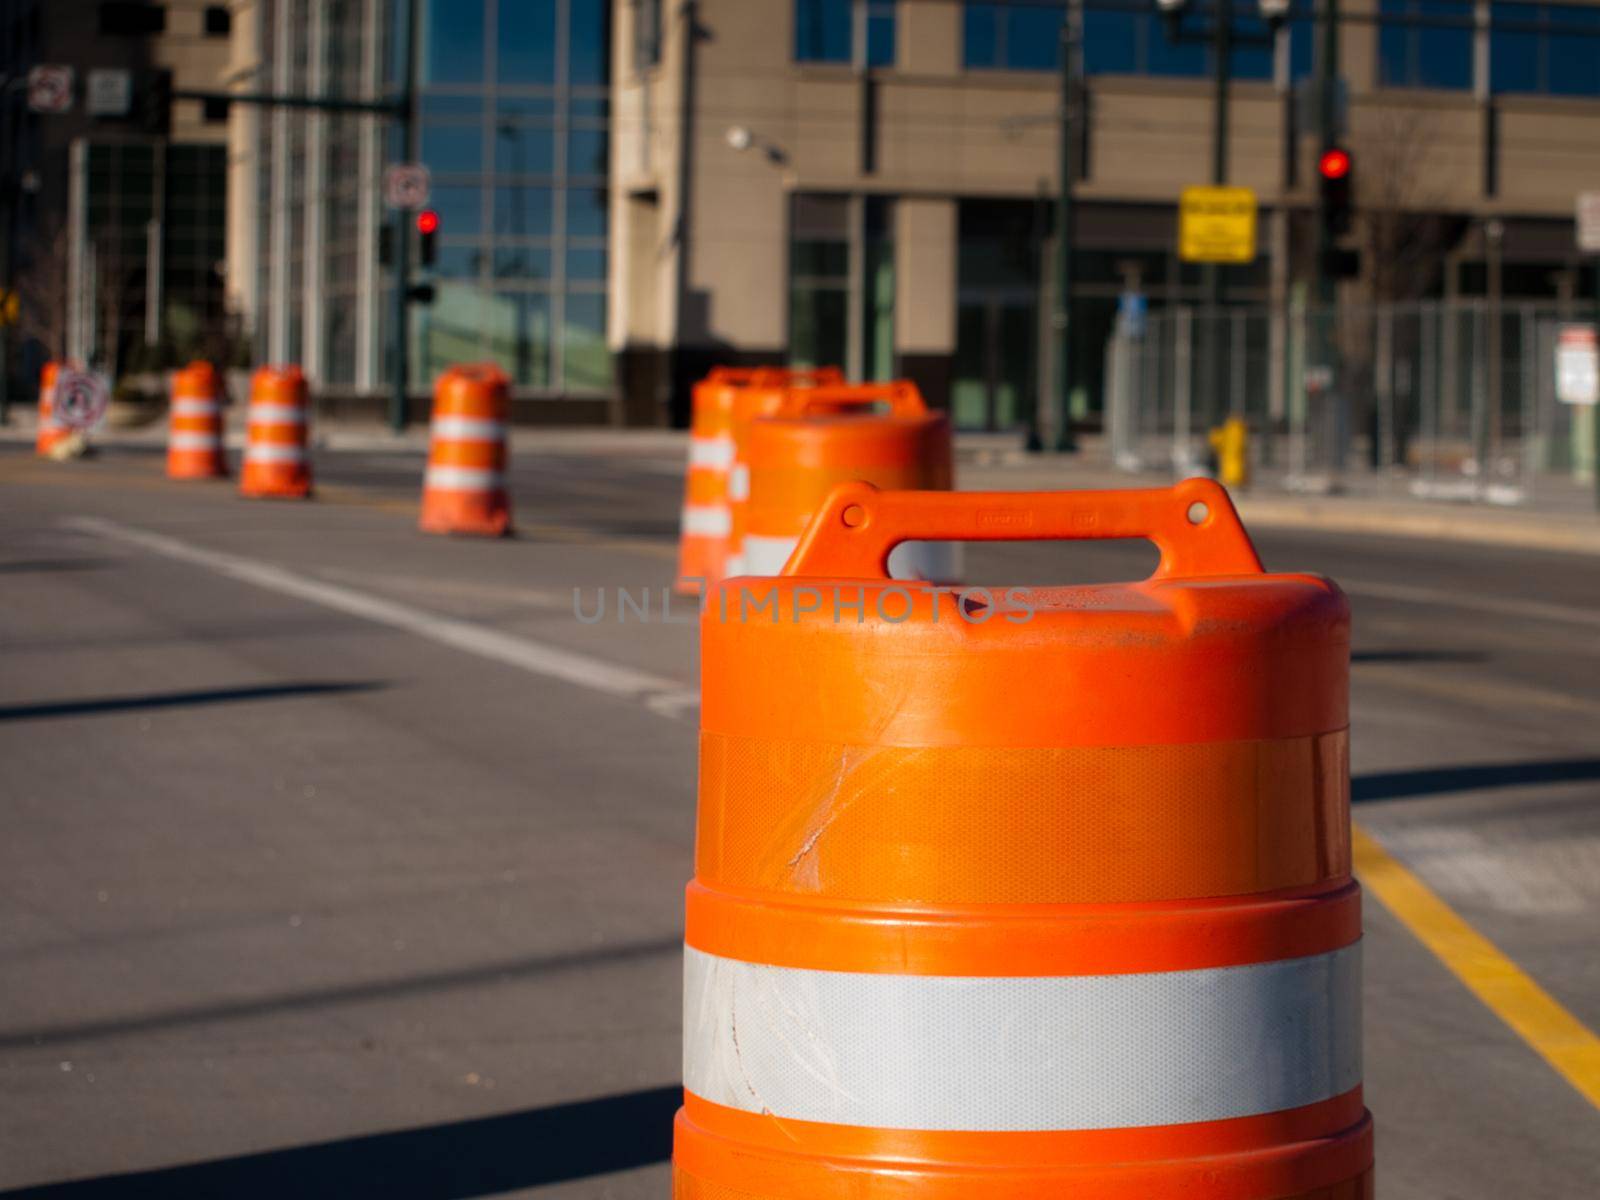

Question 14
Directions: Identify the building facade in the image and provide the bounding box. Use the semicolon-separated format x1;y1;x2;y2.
0;0;232;389
612;0;1600;429
227;0;615;420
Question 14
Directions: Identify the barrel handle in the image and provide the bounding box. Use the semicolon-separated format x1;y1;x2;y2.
790;381;928;420
784;478;1264;581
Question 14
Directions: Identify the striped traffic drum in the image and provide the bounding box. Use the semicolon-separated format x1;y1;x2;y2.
167;361;227;479
677;478;1371;1200
420;364;512;537
741;380;955;580
239;366;311;499
34;361;70;457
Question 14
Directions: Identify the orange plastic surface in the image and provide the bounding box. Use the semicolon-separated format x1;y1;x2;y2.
238;365;311;499
420;364;511;537
167;361;227;480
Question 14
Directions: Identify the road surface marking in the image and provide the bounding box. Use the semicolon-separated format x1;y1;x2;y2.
64;516;699;720
1353;823;1600;1112
1342;579;1600;631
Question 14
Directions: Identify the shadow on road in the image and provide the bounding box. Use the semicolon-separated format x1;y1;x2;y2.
0;558;112;575
1353;758;1600;803
0;937;679;1050
0;681;387;722
0;1085;681;1198
1350;649;1487;665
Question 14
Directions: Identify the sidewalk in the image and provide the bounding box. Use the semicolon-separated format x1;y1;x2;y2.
5;412;1597;555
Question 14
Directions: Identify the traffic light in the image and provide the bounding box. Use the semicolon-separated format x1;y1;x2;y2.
137;67;172;137
416;209;439;268
1317;146;1360;279
1318;146;1352;237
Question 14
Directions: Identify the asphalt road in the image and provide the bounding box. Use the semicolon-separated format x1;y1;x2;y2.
1;440;1597;1198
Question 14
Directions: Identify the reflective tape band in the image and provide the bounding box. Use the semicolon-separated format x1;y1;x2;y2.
683;943;1362;1133
172;399;219;416
247;405;306;424
169;432;222;450
431;416;507;441
727;464;750;502
244;444;307;464
425;466;506;491
740;534;798;576
682;504;733;538
689;436;735;470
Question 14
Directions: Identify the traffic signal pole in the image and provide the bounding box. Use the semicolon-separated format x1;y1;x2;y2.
1052;8;1079;453
389;0;419;433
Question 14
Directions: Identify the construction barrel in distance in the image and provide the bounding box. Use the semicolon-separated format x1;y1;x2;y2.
741;379;955;580
166;361;228;480
34;361;69;458
677;365;844;593
676;478;1371;1200
420;364;513;538
239;365;312;499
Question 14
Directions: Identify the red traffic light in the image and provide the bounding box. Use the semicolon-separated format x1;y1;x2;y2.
416;209;440;235
1318;148;1351;181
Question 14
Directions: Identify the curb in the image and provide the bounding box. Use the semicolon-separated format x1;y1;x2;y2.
1233;497;1600;557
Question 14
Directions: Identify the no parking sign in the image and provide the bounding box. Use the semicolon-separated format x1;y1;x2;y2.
53;369;111;431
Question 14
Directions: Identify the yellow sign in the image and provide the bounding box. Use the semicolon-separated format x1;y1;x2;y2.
0;290;17;327
1179;186;1258;264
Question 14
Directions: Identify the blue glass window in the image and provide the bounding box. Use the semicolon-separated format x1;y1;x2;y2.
421;124;483;175
421;0;484;84
1379;0;1472;90
1082;9;1137;75
966;1;1063;71
498;0;556;84
1491;2;1600;96
494;122;555;176
568;0;610;85
796;0;896;66
494;186;553;237
568;129;609;180
796;0;853;62
429;185;483;236
566;187;609;238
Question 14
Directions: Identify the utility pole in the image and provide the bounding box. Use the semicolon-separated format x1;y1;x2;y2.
389;0;419;432
1205;8;1231;434
1314;0;1340;310
1052;4;1079;453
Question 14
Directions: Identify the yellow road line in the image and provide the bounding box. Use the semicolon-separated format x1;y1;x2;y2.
1354;823;1600;1111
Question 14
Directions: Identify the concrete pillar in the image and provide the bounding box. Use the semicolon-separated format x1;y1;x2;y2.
894;196;957;410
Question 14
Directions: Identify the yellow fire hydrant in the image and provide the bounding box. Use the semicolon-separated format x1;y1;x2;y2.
1208;417;1250;488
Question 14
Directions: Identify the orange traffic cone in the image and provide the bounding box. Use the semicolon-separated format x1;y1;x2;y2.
420;364;512;537
676;366;843;594
239;366;312;499
740;379;956;580
34;361;71;457
677;479;1371;1200
166;361;228;480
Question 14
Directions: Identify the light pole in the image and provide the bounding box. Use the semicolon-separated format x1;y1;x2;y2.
1157;0;1288;433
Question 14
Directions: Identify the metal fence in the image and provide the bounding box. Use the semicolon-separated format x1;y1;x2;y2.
1104;300;1598;507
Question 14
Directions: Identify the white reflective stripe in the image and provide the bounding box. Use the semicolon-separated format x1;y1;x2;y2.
723;552;745;576
740;534;798;576
727;463;750;502
172;399;219;416
684;943;1362;1133
688;435;735;470
425;466;506;491
247;404;306;424
681;504;732;538
169;432;222;450
244;444;307;464
431;416;507;441
886;539;964;583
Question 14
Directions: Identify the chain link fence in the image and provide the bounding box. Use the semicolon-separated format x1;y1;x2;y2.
1104;300;1598;507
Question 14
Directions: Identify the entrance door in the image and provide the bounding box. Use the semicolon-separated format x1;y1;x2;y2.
953;292;1038;431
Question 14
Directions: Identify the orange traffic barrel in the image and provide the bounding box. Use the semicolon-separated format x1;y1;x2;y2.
239;366;312;499
34;361;70;457
677;366;844;593
721;366;844;578
740;379;956;579
675;368;761;593
166;361;227;480
677;478;1371;1200
420;364;512;537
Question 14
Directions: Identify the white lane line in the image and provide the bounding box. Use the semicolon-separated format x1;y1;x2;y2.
1341;579;1600;631
64;517;700;720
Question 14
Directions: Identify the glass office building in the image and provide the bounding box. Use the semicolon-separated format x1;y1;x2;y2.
242;0;610;405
